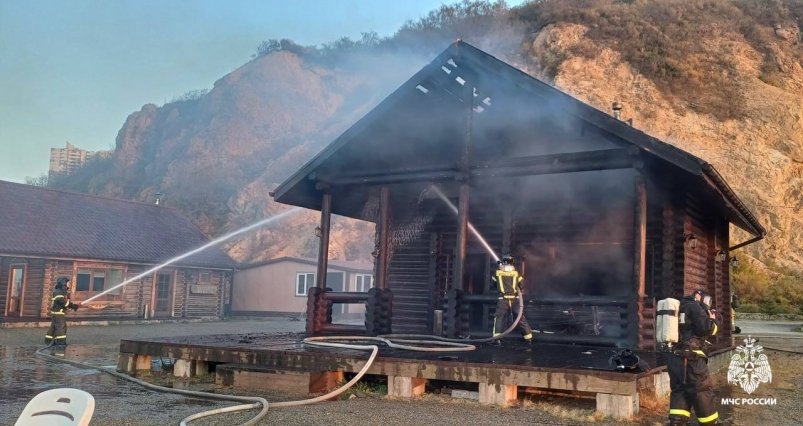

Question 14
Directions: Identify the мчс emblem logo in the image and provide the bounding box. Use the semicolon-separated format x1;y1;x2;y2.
727;336;772;394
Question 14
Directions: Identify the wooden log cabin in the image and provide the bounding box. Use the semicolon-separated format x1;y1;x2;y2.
0;181;237;322
272;41;765;352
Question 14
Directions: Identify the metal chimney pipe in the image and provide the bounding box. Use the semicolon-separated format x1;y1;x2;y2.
612;102;623;120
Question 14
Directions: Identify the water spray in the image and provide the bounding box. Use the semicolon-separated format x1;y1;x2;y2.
35;193;522;425
83;207;302;304
429;185;499;262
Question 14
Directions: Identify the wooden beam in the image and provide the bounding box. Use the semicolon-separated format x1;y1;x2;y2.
596;392;638;418
388;376;427;398
134;354;152;371
174;359;194;378
316;193;332;289
215;366;311;394
320;148;638;186
375;186;390;290
634;176;648;349
478;148;636;168
471;149;636;178
326;169;458;186
479;382;517;407
634;177;647;297
453;183;469;291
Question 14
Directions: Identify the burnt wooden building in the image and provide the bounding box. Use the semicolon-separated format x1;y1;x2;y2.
0;181;237;322
272;41;765;352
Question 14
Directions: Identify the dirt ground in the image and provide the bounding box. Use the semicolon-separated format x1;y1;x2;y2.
2;318;801;425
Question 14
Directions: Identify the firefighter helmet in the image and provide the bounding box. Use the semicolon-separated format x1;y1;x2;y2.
610;349;641;371
56;277;70;290
498;254;515;270
690;289;706;301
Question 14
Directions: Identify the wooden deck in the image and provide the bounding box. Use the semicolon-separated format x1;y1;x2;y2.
117;332;670;419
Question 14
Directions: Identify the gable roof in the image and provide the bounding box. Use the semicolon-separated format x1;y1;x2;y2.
240;256;373;273
0;181;237;269
273;41;764;239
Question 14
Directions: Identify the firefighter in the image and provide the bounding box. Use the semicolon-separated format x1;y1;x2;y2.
45;277;80;346
491;254;533;342
667;290;720;425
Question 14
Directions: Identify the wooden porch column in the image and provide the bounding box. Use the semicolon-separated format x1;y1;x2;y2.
632;177;647;348
453;182;470;290
316;192;332;289
375;186;390;290
452;73;474;292
634;177;647;297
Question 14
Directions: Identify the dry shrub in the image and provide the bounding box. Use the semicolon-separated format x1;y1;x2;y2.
522;396;607;422
512;0;803;120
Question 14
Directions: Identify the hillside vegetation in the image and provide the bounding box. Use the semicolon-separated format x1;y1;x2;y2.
51;0;803;313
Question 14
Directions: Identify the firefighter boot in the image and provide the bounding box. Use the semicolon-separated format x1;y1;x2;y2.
669;418;688;426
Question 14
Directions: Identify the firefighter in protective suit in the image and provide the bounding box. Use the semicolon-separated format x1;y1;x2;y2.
45;277;80;346
491;254;533;342
667;290;720;425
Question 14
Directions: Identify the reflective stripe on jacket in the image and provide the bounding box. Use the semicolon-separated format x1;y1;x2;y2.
492;270;523;296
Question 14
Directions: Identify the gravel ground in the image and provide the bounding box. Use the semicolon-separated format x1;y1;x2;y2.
2;318;801;425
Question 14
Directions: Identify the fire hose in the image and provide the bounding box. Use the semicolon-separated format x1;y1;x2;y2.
34;293;525;425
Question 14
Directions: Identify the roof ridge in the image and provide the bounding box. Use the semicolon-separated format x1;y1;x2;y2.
0;179;179;212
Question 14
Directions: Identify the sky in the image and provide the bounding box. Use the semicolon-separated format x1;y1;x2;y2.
0;0;525;183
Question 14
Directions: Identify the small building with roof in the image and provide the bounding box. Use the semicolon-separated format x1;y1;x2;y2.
112;42;768;418
231;256;373;317
0;180;238;322
272;41;765;352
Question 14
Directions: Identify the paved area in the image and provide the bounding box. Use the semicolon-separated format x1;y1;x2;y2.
738;319;803;352
1;318;801;425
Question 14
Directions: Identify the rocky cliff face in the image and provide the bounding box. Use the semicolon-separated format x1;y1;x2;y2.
527;23;803;269
62;3;802;271
89;50;430;263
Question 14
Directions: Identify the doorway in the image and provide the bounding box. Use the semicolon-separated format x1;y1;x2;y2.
153;271;174;318
6;265;26;317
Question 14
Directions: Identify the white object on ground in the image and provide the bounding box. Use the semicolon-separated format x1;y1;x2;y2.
15;388;95;426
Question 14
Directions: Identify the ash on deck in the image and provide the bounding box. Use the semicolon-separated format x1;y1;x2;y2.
118;332;669;418
121;331;661;373
120;333;660;377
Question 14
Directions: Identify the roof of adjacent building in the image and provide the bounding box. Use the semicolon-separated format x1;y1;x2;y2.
273;41;765;239
241;256;373;273
0;180;237;269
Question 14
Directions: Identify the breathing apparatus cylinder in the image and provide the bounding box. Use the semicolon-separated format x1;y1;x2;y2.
656;297;680;349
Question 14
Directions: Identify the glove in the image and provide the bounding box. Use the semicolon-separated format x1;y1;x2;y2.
71;303;80;311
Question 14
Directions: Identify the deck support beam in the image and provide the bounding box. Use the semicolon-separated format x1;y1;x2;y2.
310;371;344;394
596;392;639;419
174;359;194;378
134;354;152;371
479;382;518;407
387;376;427;398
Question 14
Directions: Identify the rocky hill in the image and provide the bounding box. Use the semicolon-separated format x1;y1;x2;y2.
53;0;802;280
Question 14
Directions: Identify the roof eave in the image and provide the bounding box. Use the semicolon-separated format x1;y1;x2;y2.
273;42;466;208
701;164;766;238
